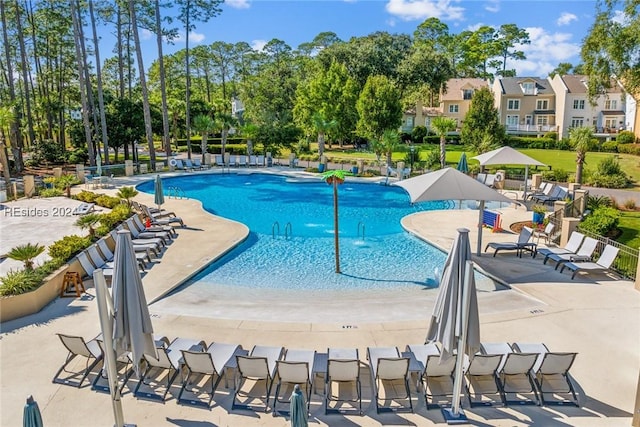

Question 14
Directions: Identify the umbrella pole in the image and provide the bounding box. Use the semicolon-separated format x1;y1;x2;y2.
476;200;485;256
442;261;473;424
95;270;126;427
523;165;529;200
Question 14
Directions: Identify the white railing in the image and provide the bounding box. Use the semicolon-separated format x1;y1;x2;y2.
506;124;557;133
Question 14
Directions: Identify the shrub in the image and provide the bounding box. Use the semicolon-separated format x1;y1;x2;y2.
617;143;640;155
600;141;618;152
0;269;44;296
586;195;613;211
541;168;569;182
543;131;558;140
578;207;620;236
94;194;121;208
507;136;556;149
98;205;132;231
74;191;99;203
39;187;63;197
67;147;89;164
616;130;636;144
587;156;631;188
623;199;637;210
48;235;92;262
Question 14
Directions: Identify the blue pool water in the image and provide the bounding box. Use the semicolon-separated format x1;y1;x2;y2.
138;172;468;292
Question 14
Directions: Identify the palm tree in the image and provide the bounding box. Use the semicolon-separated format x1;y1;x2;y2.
117;186;139;206
312;112;337;157
7;243;45;270
192;114;216;163
0;106;14;196
215;113;238;158
75;213;102;238
430;116;457;169
321;169;351;273
569;126;594;184
379;129;401;168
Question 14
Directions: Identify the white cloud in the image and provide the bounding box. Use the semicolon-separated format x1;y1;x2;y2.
141;29;153;40
385;0;465;21
174;30;206;44
612;9;629;24
226;0;250;9
556;12;578;26
511;27;581;77
466;23;486;32
251;39;267;52
485;0;500;13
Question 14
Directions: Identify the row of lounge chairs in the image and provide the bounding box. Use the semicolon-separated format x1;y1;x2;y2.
53;333;579;415
527;182;569;205
476;173;499;188
485;229;620;280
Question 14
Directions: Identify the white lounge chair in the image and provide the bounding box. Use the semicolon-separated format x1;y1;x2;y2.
256;155;266;167
132;214;176;238
485;227;537;257
97;237;150;267
77;250;113;278
533;222;555;245
233;345;284;412
325;348;362;415
464;353;503;407
134;337;206;401
406;343;456;409
536;231;585;261
545;236;598;269
367;346;413;413
273;349;316;415
72;203;95;215
178;342;245;407
214;154;224;167
125;218;171;244
560;244;620;280
484;173;497;188
53;333;103;387
481;342;539;406
513;343;579;406
237;155;248;167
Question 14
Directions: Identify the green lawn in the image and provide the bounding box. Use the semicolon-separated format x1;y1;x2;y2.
617;211;640;249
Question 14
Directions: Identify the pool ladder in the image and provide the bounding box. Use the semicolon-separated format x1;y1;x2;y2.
357;222;365;240
168;186;186;199
272;221;292;239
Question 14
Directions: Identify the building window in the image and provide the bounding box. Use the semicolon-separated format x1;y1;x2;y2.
536;116;548;125
506;115;519;126
406;117;414;127
571;117;584;127
525;115;533;125
507;99;520;110
536;99;549;110
449;104;459;113
573;99;585;110
521;82;535;95
462;89;473;100
605;99;617;110
604;118;617;129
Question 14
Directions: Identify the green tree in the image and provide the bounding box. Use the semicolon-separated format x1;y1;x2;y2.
117;186;139;206
7;243;45;270
175;0;224;158
494;24;530;75
460;87;506;153
0;107;15;195
356;75;402;142
192;114;216;161
549;62;576;78
430;116;457;169
569;126;595;184
582;0;640;98
312;113;337;156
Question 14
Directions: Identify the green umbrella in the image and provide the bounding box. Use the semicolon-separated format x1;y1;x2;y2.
154;175;165;210
289;384;308;427
23;395;43;427
456;152;468;174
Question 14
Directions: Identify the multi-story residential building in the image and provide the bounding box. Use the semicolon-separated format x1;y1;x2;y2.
550;74;626;139
400;100;441;133
401;78;488;134
492;77;557;136
438;78;489;130
623;90;639;139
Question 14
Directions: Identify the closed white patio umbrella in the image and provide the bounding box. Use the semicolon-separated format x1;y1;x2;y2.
427;228;480;423
394;168;514;255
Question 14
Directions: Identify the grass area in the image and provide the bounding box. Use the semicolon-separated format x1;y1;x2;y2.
617;211;640;249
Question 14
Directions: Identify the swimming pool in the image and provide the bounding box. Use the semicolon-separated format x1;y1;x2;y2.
137;172;490;294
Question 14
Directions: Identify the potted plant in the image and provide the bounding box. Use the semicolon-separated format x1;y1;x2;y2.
532;204;547;225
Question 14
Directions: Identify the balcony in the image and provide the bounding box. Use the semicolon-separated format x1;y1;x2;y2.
506;124;557;134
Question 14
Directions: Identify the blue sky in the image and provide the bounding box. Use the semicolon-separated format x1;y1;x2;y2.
136;0;600;78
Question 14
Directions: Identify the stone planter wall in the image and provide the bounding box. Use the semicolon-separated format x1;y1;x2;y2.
0;258;83;323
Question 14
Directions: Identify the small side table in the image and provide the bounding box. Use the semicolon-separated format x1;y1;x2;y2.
60;271;85;298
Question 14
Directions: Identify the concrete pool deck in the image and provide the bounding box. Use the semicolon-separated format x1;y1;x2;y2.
1;168;639;426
